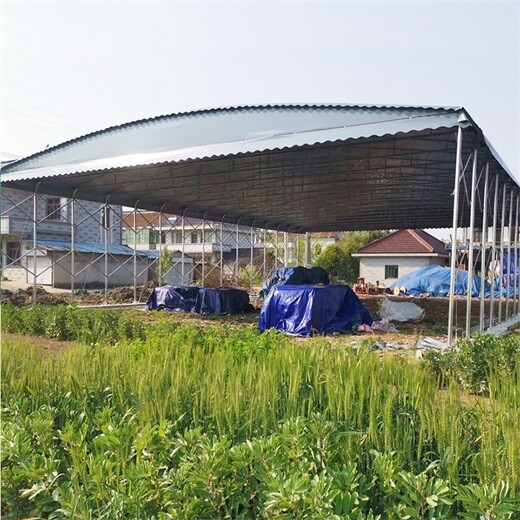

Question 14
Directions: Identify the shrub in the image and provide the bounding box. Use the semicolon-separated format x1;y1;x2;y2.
421;333;520;393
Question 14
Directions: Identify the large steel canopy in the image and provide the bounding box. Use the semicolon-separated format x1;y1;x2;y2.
1;104;517;231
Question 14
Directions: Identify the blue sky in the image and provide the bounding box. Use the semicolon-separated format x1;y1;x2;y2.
1;1;518;238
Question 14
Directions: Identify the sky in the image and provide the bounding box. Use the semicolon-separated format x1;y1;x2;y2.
1;1;519;238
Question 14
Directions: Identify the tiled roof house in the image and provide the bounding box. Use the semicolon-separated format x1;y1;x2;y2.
352;229;448;285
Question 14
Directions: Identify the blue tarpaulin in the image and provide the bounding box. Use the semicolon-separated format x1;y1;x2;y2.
502;252;520;288
389;265;493;297
146;286;252;315
194;288;252;315
260;266;330;298
258;284;373;337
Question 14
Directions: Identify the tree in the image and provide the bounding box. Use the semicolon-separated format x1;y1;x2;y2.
158;248;174;285
314;230;391;284
313;244;351;282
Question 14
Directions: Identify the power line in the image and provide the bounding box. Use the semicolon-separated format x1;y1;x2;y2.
0;151;23;159
3;116;76;138
4;107;91;133
2;96;97;128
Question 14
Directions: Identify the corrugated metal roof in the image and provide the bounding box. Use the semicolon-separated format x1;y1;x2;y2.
1;104;462;179
1;103;517;232
36;239;146;256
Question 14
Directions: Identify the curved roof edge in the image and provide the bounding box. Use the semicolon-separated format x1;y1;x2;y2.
1;103;461;174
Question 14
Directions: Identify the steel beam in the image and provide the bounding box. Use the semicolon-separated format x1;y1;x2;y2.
489;175;499;328
465;150;478;337
32;188;38;303
70;191;77;301
506;188;513;319
479;164;489;332
448;127;463;348
516;195;520;315
305;232;312;267
498;184;507;322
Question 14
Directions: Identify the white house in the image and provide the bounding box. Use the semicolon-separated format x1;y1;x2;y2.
352;229;449;286
122;212;261;277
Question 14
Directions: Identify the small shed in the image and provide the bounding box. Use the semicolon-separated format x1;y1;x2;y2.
352;229;449;286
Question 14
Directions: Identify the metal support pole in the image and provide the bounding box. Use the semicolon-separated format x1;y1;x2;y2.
220;217;225;287
305;231;312;268
465;150;478;337
32;187;38;303
70;191;77;301
181;209;186;285
104;196;110;305
448;127;463;348
201;213;206;286
293;229;300;267
479;164;489;332
158;207;164;286
506;188;513;320
235;218;241;282
274;229;279;270
284;231;289;266
498;185;507;323
489;175;499;328
515;195;519;315
133;201;138;302
250;221;255;293
263;226;267;278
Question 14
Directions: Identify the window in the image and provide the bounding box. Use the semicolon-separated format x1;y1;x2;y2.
149;231;158;244
191;232;199;244
5;242;21;265
385;265;399;279
173;231;183;244
45;197;62;221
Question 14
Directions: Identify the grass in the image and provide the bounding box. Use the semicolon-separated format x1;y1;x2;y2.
1;305;520;518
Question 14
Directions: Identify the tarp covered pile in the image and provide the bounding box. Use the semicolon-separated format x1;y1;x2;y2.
260;266;330;298
258;284;372;337
146;286;252;315
389;265;493;297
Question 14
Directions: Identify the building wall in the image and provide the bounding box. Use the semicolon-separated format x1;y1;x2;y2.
359;256;446;286
1;188;122;246
51;252;149;288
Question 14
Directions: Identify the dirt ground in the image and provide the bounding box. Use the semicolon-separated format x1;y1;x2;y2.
1;282;503;345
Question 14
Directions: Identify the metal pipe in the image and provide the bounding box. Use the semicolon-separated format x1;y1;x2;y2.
513;195;520;315
133;201;138;303
158;206;164;286
263;225;267;278
294;229;300;267
104;196;111;305
201;213;207;286
274;229;279;270
465;150;478;337
250;221;256;293
506;188;513;320
220;217;225;287
181;209;186;285
489;175;499;328
305;231;312;267
284;230;289;266
448;126;463;348
71;190;77;301
235;218;242;282
498;184;507;323
32;187;39;303
479;164;489;332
